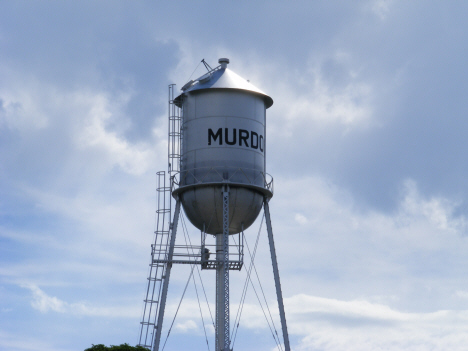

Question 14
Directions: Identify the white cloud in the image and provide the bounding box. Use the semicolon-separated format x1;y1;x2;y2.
287;78;372;127
455;291;468;299
76;92;154;176
162;293;468;350
21;284;139;318
294;213;308;225
369;0;395;20
3;2;468;351
22;284;66;313
175;319;198;333
15;173;468;350
286;294;468;351
399;179;468;233
0;330;69;351
260;57;375;143
268;175;468;316
0;82;50;131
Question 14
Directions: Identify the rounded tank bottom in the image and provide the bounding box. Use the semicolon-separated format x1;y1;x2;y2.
178;185;264;235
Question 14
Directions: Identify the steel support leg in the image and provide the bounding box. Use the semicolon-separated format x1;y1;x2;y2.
264;198;291;351
216;187;230;351
153;199;181;351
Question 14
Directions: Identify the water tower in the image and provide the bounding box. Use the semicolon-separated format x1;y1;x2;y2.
138;58;290;351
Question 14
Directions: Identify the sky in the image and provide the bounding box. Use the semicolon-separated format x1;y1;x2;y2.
2;1;468;350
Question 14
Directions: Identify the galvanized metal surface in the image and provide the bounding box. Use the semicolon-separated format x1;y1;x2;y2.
152;199;181;351
175;60;273;234
179;185;264;235
264;199;291;351
168;85;181;176
152;231;244;270
138;172;172;350
215;188;230;351
140;61;291;350
174;60;273;108
172;167;273;234
181;89;266;183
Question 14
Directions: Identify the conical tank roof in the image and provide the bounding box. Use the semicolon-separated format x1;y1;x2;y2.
174;58;273;108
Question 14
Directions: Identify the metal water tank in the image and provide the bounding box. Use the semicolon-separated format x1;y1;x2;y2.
173;58;273;234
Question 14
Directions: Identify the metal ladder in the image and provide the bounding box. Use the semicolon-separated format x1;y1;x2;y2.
138;171;172;349
139;84;183;350
168;84;181;177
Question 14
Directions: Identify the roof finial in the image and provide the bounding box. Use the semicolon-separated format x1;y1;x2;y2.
218;58;229;69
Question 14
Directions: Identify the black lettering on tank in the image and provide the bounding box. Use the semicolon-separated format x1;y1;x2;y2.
239;129;249;147
208;128;223;145
208;128;263;152
251;131;258;149
225;128;237;145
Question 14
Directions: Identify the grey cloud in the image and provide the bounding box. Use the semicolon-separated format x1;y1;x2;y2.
2;1;468;350
261;2;468;212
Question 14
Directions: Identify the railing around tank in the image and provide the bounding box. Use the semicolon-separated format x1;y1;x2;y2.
170;166;274;196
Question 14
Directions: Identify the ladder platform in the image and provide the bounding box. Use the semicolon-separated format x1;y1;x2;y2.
152;259;243;270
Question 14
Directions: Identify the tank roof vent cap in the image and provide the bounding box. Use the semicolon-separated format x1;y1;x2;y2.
218;57;229;68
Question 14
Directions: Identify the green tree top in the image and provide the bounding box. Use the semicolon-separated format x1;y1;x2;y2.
84;344;148;351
